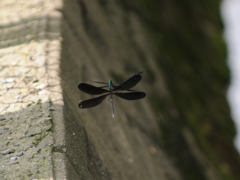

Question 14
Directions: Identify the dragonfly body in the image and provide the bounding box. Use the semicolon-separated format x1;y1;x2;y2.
78;73;146;117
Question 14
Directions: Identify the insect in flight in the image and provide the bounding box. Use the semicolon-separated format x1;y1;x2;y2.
78;72;146;117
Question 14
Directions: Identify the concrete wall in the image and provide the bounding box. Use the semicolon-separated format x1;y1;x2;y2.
1;0;240;180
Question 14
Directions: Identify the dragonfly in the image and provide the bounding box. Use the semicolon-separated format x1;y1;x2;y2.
78;72;146;117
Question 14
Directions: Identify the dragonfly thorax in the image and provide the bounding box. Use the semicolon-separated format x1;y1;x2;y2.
108;80;114;91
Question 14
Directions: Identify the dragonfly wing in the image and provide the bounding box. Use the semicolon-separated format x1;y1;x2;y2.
114;91;146;100
114;73;142;90
78;94;108;108
78;83;109;95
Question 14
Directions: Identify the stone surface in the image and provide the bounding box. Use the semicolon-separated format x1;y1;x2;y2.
0;0;63;179
1;0;240;180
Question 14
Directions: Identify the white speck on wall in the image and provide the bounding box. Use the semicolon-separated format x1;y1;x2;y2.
221;0;240;152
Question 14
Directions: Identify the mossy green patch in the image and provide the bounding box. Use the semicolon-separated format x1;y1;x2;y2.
119;0;240;179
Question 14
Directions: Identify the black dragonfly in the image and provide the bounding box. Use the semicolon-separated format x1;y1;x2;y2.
78;72;146;117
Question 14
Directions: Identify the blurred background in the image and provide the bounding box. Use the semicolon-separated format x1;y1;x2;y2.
222;0;240;152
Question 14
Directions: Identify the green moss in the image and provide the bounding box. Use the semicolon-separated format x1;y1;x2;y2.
120;0;240;179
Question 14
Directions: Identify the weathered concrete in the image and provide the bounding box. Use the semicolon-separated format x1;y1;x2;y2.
0;0;181;179
59;0;183;179
1;0;240;180
0;0;65;179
